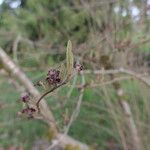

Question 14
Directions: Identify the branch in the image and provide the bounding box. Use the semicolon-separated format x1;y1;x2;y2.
71;76;131;89
0;47;57;129
36;79;68;112
83;68;150;87
12;35;21;63
0;47;89;150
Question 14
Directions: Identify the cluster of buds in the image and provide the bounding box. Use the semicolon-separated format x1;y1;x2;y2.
21;107;36;119
21;93;30;103
20;93;36;119
46;69;61;85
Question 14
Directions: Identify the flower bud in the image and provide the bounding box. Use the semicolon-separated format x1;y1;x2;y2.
21;93;30;103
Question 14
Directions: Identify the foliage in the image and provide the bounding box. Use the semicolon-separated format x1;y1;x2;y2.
0;0;150;150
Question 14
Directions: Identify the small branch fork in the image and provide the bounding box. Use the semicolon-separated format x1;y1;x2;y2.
36;79;68;112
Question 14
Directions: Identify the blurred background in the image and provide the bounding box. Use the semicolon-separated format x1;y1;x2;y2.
0;0;150;150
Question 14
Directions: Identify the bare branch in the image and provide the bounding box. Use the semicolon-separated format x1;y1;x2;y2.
83;68;150;87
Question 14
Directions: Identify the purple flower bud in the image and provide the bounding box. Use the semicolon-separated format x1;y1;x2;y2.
30;107;36;112
21;94;30;103
21;107;36;118
46;69;61;85
55;78;61;83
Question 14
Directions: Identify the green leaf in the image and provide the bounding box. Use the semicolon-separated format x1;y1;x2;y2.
66;40;74;76
59;63;66;80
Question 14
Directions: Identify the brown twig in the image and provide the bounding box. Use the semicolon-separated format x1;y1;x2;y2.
82;68;150;87
36;79;68;112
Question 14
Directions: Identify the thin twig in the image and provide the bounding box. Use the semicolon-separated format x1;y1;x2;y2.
12;35;21;63
36;79;68;112
71;76;131;89
82;68;150;87
64;74;85;135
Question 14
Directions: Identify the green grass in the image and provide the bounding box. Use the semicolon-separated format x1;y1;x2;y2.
0;71;150;150
0;75;48;149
